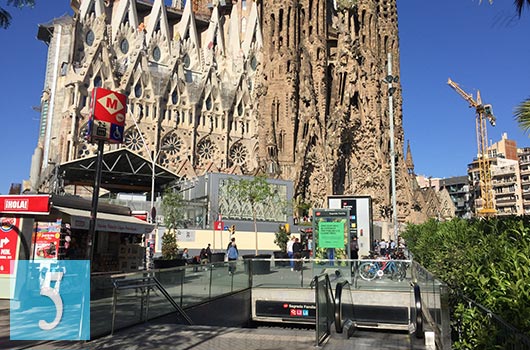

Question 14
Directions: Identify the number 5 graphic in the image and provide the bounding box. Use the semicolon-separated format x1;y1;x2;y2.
39;270;64;330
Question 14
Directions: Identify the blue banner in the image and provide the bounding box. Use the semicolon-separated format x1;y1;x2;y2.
10;260;90;340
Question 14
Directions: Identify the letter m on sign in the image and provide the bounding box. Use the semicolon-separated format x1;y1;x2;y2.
91;87;126;125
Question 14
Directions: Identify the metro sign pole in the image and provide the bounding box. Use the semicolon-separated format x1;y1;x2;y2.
86;88;127;261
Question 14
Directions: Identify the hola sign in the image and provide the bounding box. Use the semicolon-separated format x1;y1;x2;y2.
88;87;127;144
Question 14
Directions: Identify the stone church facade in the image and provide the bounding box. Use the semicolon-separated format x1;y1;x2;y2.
33;0;430;223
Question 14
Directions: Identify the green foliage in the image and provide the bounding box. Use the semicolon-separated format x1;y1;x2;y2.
515;98;530;135
160;230;179;260
227;175;290;254
160;190;184;260
274;225;290;252
162;190;185;230
402;217;530;343
0;0;35;29
227;175;277;209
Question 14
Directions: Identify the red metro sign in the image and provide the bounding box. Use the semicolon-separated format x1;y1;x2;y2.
88;87;127;144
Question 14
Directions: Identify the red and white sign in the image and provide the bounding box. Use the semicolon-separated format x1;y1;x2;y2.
0;195;50;214
91;87;126;125
89;87;127;144
214;220;224;231
0;217;19;275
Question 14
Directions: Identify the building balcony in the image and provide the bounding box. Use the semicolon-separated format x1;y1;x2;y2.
492;179;517;186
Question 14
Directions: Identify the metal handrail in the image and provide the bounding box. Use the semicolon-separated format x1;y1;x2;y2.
111;273;193;334
334;280;355;337
413;282;424;339
314;273;335;347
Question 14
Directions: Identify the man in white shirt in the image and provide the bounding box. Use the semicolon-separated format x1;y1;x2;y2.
287;236;295;271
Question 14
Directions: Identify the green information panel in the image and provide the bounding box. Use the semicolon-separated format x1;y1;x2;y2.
318;221;345;248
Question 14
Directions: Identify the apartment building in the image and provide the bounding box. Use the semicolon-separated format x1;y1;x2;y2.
491;158;522;216
518;147;530;214
439;176;473;219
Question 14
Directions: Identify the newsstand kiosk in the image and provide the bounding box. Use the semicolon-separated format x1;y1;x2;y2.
0;194;153;299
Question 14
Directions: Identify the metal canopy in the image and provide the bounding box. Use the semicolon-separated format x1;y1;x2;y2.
58;148;180;193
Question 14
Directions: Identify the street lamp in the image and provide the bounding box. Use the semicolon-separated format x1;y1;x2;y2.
384;52;399;244
149;144;175;223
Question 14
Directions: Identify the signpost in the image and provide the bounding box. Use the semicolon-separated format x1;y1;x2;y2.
87;88;126;144
87;88;127;260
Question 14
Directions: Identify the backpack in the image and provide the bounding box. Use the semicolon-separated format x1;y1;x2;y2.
227;245;238;259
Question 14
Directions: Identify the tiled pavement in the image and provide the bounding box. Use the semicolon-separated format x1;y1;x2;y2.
8;321;421;350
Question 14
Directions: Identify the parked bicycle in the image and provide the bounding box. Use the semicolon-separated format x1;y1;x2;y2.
358;255;407;281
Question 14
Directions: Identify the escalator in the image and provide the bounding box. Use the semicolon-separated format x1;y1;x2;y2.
314;273;428;349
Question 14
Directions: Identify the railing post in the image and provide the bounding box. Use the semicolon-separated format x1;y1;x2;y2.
111;285;118;335
208;265;213;299
439;284;452;350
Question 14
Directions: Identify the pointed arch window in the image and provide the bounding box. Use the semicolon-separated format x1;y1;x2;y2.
134;82;142;98
85;30;95;46
93;75;102;88
205;95;213;111
153;46;161;61
120;39;129;54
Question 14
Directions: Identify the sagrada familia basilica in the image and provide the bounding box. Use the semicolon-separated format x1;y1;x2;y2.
30;0;454;223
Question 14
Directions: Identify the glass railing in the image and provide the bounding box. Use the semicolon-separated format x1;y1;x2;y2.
249;257;413;292
410;261;450;348
90;260;250;338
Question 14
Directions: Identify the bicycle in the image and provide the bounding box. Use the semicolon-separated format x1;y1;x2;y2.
358;257;407;281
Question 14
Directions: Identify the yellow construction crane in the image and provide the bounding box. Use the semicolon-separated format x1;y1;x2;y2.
447;78;496;217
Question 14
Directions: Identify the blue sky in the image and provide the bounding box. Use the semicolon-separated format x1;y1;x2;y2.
0;1;529;193
398;0;530;178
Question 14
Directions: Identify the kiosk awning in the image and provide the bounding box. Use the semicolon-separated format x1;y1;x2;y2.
53;206;154;235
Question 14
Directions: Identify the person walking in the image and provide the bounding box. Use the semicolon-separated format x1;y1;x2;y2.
226;238;239;274
292;238;303;271
205;243;212;263
287;236;295;271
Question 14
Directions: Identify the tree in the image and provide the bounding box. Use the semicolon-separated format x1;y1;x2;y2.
227;175;287;255
515;98;530;134
162;190;185;230
160;190;184;260
274;224;290;253
515;0;530;16
0;0;35;29
160;229;179;260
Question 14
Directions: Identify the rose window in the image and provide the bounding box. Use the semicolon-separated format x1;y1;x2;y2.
124;129;145;152
197;138;217;162
162;134;182;155
230;143;247;166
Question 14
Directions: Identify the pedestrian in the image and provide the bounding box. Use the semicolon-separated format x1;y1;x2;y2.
287;236;295;270
200;248;208;265
182;248;192;264
205;243;212;263
292;238;303;271
226;239;239;274
350;236;359;260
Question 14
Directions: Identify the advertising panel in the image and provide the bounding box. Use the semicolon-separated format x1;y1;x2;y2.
0;195;50;215
33;221;62;260
312;209;351;280
328;196;373;257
